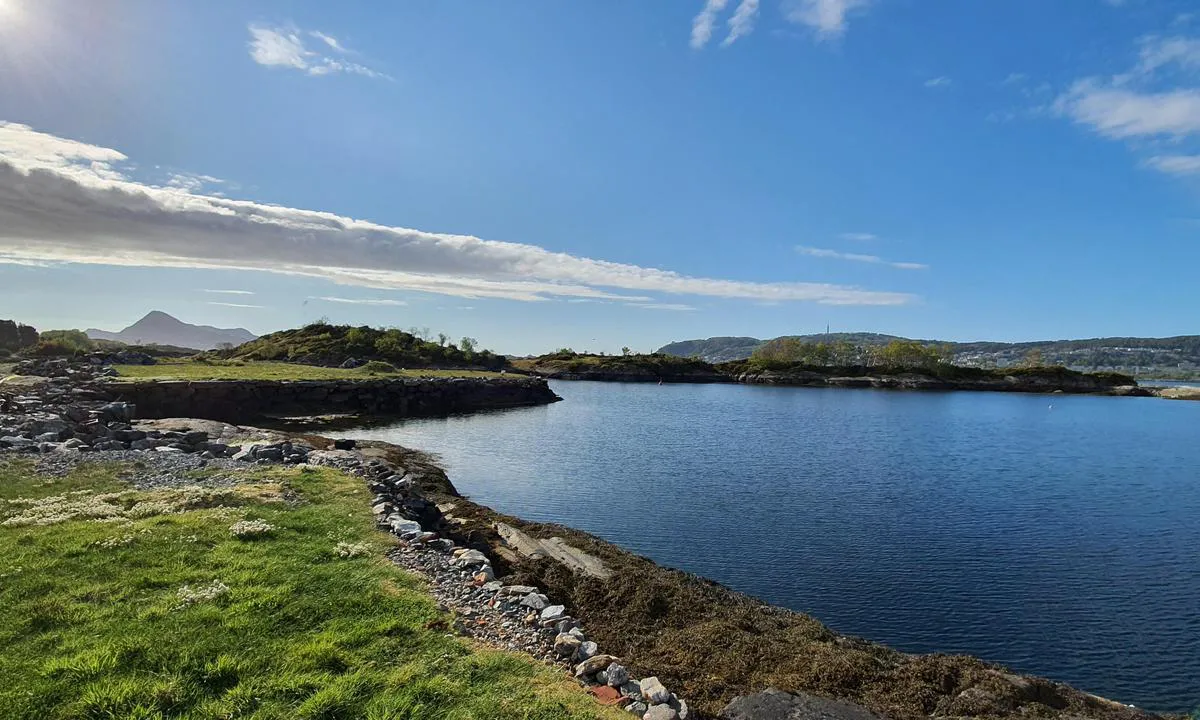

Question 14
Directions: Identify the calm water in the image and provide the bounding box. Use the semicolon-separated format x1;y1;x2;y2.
332;382;1200;712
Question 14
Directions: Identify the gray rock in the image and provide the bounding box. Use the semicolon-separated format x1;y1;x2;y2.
645;706;678;720
607;663;630;687
627;702;648;715
498;585;538;596
183;430;209;445
620;681;643;701
520;593;549;610
640;677;671;705
391;518;423;537
62;438;85;449
255;447;284;462
482;581;504;593
719;689;885;720
569;626;586;640
596;670;609;685
539;604;566;623
35;432;63;442
576;640;598;661
130;438;162;451
451;549;489;567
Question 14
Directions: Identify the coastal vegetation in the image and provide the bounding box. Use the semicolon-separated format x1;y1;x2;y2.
222;322;507;370
0;319;39;357
0;458;622;719
112;358;507;382
659;333;1200;379
512;350;714;377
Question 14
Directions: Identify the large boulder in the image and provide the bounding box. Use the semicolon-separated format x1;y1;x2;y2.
720;689;885;720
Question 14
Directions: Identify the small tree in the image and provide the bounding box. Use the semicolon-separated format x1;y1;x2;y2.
621;346;632;356
437;333;448;347
460;337;477;354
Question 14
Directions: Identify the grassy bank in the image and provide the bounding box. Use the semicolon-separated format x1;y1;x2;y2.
0;459;621;720
112;359;507;381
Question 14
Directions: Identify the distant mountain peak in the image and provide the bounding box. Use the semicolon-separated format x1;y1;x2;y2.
86;311;257;350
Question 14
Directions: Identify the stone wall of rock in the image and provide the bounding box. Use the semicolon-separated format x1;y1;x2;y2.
98;377;561;423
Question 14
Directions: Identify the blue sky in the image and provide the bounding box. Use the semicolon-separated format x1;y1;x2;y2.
2;0;1200;354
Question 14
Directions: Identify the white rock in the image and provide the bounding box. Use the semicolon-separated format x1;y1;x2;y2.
644;705;678;720
539;604;566;623
639;677;671;705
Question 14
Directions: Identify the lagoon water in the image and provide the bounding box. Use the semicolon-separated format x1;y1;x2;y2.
333;381;1200;712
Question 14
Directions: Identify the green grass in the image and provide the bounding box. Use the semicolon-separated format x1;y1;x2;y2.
111;359;508;382
0;459;622;720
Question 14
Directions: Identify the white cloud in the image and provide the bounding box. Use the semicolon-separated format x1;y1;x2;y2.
839;232;877;241
628;303;696;311
247;24;389;80
1055;36;1200;141
248;25;311;70
207;302;263;309
203;289;255;296
691;0;730;49
1055;81;1200;139
924;76;952;89
722;0;760;47
313;296;407;306
784;0;870;39
1003;73;1027;86
168;172;224;193
797;246;928;270
1145;154;1200;175
0;122;915;307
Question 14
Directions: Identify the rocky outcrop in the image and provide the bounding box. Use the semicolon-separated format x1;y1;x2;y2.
99;376;561;423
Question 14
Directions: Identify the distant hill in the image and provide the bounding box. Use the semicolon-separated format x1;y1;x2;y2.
658;333;906;363
87;311;257;351
658;333;1200;378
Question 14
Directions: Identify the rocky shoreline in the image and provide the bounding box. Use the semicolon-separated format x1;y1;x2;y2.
0;359;1173;720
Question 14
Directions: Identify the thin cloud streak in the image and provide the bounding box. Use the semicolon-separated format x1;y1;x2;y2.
691;0;730;49
627;303;696;311
314;296;407;306
0;122;915;307
722;0;760;46
203;289;255;296
247;24;389;80
797;246;928;270
206;302;263;309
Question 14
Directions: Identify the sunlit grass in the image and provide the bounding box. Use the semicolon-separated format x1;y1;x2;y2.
0;459;621;720
111;358;508;382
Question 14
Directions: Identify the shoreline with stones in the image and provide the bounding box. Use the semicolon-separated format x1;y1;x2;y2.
0;357;1176;720
0;357;692;719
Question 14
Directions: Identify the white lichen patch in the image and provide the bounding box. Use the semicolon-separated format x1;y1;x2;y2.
90;528;150;549
335;541;371;558
1;486;245;527
175;580;230;609
230;519;276;538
